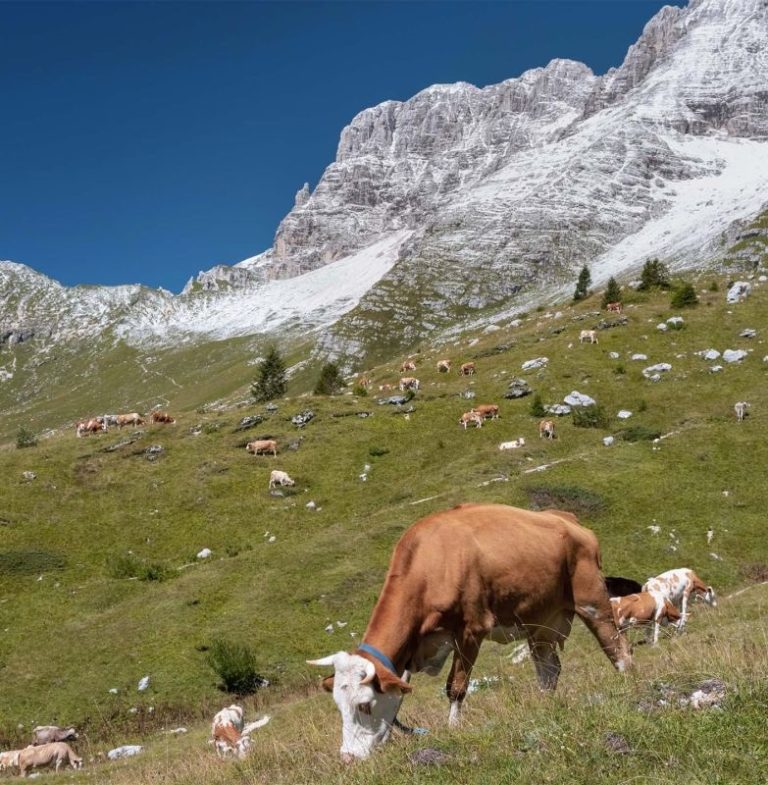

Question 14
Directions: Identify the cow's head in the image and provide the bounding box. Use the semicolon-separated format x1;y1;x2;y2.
700;586;717;608
307;651;411;761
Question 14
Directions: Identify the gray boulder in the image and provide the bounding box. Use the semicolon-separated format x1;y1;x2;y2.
505;378;532;399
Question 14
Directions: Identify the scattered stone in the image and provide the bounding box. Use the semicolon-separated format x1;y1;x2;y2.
597;316;629;330
408;748;451;766
378;395;408;406
137;675;150;692
604;731;632;755
108;688;118;694
631;353;648;361
617;410;632;419
196;548;212;560
269;489;285;497
696;348;721;360
267;535;276;543
564;391;596;407
291;410;315;427
710;365;723;373
508;319;523;328
683;679;727;709
667;316;684;327
545;404;571;416
642;363;672;379
483;324;501;334
521;357;548;371
504;378;532;399
324;623;334;633
21;471;37;481
609;351;620;359
102;436;142;452
603;436;615;446
739;328;757;338
460;389;476;400
656;322;668;332
165;727;188;735
107;745;144;760
726;281;751;303
265;403;279;412
234;415;264;432
145;445;164;461
306;500;317;510
723;349;748;363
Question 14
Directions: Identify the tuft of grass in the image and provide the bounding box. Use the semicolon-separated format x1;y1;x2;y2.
206;638;269;695
525;485;605;516
572;404;610;429
15;425;37;448
619;425;662;442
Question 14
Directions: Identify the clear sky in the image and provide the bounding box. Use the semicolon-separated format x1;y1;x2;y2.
0;0;678;292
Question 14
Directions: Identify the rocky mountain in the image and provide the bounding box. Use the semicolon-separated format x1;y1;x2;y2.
2;0;768;366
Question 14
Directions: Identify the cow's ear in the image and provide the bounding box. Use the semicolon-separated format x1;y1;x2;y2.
321;675;335;693
377;668;413;695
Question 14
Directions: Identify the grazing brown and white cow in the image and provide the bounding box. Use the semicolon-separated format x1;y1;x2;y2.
606;301;623;314
150;411;176;424
31;726;77;746
579;330;598;344
398;377;420;392
400;360;416;373
459;362;475;376
18;742;82;776
610;592;681;645
76;418;105;437
116;412;145;428
734;401;750;422
472;404;499;420
539;419;556;439
308;503;632;761
436;359;451;373
246;439;277;456
269;469;295;489
642;568;717;630
459;411;483;429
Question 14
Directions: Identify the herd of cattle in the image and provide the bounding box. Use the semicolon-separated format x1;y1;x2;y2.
75;411;175;437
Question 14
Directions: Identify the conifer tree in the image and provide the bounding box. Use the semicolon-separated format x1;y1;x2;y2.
314;362;344;395
638;258;671;290
670;281;699;308
601;276;622;309
251;346;287;402
573;265;592;301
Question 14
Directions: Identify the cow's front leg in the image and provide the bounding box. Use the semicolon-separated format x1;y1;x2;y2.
445;633;484;727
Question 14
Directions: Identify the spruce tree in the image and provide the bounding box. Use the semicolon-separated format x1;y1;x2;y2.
314;362;344;395
638;258;671;291
251;346;287;402
601;276;622;309
573;265;592;302
670;281;699;309
529;393;546;418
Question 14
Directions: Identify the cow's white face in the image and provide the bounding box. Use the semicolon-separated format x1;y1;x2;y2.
307;652;408;761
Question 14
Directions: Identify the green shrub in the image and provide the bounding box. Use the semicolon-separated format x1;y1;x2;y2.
352;384;368;397
314;362;344;395
709;280;719;292
16;426;37;449
529;393;546;418
638;258;671;290
251;346;287;402
601;277;622;308
670;281;699;308
369;446;389;457
619;425;662;442
637;399;648;413
573;265;592;302
572;404;609;429
107;554;172;582
207;639;267;694
613;364;626;375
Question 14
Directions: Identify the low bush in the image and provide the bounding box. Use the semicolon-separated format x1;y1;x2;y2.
16;426;37;449
619;425;662;442
207;638;268;694
525;485;605;516
572;404;609;429
369;446;390;457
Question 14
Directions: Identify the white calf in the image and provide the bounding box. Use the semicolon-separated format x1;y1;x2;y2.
499;438;526;450
579;330;598;344
642;568;717;631
734;401;750;421
269;470;295;489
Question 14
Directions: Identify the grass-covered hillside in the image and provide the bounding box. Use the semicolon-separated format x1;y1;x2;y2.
1;273;767;783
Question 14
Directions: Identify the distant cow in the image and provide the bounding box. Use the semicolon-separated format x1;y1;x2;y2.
499;438;525;450
247;439;277;456
642;568;717;630
269;470;295;489
400;360;416;372
76;418;105;437
611;592;681;645
18;743;82;777
734;401;750;422
150;411;176;424
116;413;145;428
210;705;270;760
102;414;119;427
399;377;420;392
459;362;475;376
539;419;555;439
32;726;78;746
606;301;623;314
459;411;483;429
604;576;643;597
436;359;451;373
473;404;499;420
579;330;598;344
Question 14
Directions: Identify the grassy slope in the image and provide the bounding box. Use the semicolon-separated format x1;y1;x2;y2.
0;276;767;781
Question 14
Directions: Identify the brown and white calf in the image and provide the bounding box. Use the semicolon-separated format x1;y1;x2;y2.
400;360;416;373
76;418;105;437
398;377;420;392
606;301;623;314
459;362;475;376
642;568;717;630
18;742;82;776
150;411;176;424
611;592;681;645
116;412;145;428
539;419;556;439
579;330;598;344
472;404;499;420
246;439;278;456
436;359;451;373
459;411;483;429
209;705;270;759
269;469;295;489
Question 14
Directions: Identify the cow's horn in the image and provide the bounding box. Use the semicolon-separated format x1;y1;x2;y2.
359;660;376;685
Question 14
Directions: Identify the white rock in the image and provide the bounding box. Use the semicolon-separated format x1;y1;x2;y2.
306;500;317;510
631;353;648;361
508;319;522;329
108;745;144;760
603;436;615;446
617;410;632;419
521;357;549;371
723;349;748;363
656;322;668;331
667;316;684;325
710;365;723;373
697;349;721;360
196;548;212;559
609;352;620;359
564;391;596;407
739;328;757;338
544;404;572;415
137;676;150;692
268;535;277;543
324;623;334;633
483;324;500;333
108;688;119;694
726;281;751;303
642;363;672;378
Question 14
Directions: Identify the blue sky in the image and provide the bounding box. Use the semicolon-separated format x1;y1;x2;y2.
0;1;677;292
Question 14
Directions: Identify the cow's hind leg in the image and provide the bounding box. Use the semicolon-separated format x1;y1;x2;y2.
445;632;484;727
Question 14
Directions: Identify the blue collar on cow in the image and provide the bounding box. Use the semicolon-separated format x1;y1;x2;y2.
357;642;397;675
